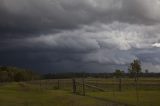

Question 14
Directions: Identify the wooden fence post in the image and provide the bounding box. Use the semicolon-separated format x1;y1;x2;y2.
119;78;122;92
113;77;115;97
57;80;60;89
136;80;139;106
40;80;42;89
72;79;76;94
82;78;85;96
46;80;48;89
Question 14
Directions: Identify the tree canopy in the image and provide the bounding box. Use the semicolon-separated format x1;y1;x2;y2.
0;66;39;82
128;59;142;80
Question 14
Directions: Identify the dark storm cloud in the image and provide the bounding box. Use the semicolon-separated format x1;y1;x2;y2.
0;0;160;37
1;0;160;73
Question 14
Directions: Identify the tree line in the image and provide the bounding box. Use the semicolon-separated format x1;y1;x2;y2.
0;66;39;82
1;60;160;82
44;60;160;79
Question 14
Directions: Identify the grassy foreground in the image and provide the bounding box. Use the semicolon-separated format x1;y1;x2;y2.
86;78;160;106
89;90;160;106
0;78;160;106
0;82;113;106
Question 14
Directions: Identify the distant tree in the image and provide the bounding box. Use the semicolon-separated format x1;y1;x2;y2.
114;69;124;78
128;59;141;81
0;66;39;82
114;69;124;92
14;72;24;82
128;59;141;104
0;66;8;71
145;69;149;74
0;71;9;82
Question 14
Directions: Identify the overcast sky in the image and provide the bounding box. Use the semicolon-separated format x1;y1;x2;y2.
0;0;160;73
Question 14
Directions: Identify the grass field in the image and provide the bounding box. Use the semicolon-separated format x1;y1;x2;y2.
89;90;160;106
87;78;160;106
0;82;122;106
0;77;160;106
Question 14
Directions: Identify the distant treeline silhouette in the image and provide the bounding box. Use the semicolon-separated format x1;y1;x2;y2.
0;66;160;82
0;66;39;82
43;72;160;79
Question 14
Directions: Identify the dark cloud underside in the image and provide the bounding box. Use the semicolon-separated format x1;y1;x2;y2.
0;0;160;73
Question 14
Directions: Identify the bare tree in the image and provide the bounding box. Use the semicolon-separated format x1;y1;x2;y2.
128;59;141;82
128;59;142;106
114;69;124;92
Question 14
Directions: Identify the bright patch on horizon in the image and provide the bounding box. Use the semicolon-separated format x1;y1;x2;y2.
152;43;160;47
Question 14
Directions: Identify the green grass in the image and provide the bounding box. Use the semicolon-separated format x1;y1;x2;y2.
85;78;160;106
0;77;160;106
0;82;110;106
88;90;160;106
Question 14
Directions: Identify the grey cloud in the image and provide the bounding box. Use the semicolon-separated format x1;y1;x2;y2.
3;21;160;65
1;0;160;73
1;0;160;38
25;21;160;51
83;49;137;65
142;63;160;73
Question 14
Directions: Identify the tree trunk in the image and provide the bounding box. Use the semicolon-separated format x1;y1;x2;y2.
72;79;76;94
119;78;122;92
82;78;85;96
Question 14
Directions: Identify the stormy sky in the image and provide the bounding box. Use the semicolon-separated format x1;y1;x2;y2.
1;0;160;73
